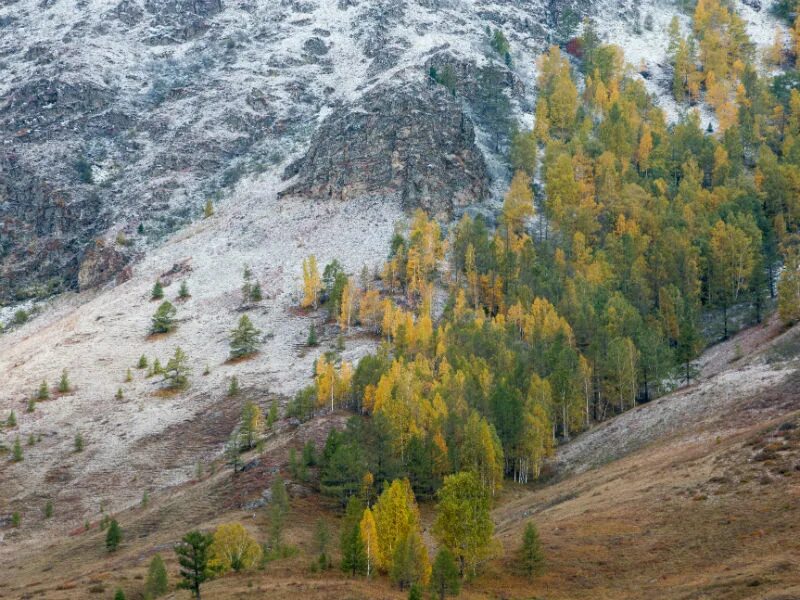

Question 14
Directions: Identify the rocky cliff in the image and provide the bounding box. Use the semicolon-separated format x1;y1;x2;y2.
0;0;578;303
4;0;767;304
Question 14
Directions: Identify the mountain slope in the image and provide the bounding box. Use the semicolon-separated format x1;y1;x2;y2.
2;318;798;599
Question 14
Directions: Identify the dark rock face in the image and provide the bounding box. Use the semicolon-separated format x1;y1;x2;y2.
0;0;562;303
77;242;130;291
281;82;489;217
0;153;108;301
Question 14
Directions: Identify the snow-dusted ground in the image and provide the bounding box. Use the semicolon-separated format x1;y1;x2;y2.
552;321;798;476
0;173;402;528
593;0;786;127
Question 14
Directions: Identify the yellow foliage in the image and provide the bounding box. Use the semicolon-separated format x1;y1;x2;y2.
208;522;262;573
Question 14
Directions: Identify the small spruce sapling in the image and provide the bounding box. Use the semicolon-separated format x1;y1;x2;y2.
178;280;190;299
116;388;124;400
7;410;16;427
37;380;49;400
58;369;70;393
145;553;169;598
151;280;164;300
137;355;148;369
12;437;23;462
45;500;53;519
227;376;239;396
151;301;177;334
74;432;84;452
11;512;21;527
229;314;262;359
250;281;263;302
26;398;35;413
106;518;122;551
267;402;278;428
519;521;545;578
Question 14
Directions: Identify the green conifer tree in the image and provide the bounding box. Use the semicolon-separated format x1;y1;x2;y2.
229;315;262;359
106;519;122;552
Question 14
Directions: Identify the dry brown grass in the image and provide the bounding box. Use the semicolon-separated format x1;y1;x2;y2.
3;328;799;600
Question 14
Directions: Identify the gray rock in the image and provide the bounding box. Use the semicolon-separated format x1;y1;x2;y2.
281;81;488;217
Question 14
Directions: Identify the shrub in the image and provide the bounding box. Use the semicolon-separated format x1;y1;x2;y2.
151;281;164;300
37;380;49;400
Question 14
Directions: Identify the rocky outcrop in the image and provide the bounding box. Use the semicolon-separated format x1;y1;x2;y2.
0;153;108;301
0;0;564;303
281;82;488;217
77;242;130;291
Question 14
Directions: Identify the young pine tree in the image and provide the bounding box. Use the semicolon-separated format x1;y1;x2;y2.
113;589;126;600
7;410;16;428
12;437;23;462
307;324;319;347
250;282;263;303
106;519;122;552
519;521;545;578
44;500;53;519
74;432;84;452
229;315;262;359
227;376;239;397
151;280;164;300
137;355;148;369
313;518;332;570
175;531;213;600
163;347;190;389
151;301;177;334
37;380;49;400
269;475;290;551
178;280;190;299
340;496;367;576
203;199;214;218
145;553;169;598
58;369;70;393
430;548;460;600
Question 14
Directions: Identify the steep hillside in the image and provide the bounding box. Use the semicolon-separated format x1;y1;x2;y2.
0;0;782;302
1;319;798;599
